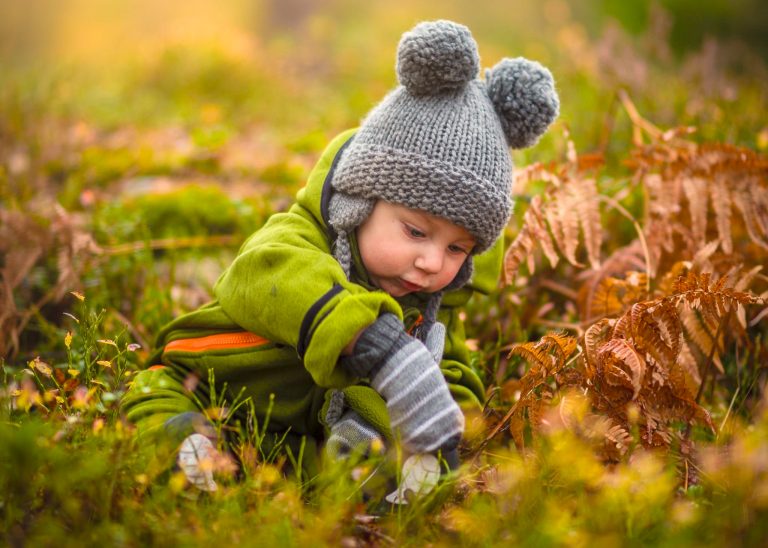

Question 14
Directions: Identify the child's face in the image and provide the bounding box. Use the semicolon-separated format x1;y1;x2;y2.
356;201;475;297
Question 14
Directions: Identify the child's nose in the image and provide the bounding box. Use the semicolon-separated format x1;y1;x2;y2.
415;246;443;274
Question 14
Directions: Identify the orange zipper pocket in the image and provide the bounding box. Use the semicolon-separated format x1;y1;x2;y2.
164;332;270;353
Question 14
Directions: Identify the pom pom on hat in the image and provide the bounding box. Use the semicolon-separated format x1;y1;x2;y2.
486;57;559;149
396;20;479;96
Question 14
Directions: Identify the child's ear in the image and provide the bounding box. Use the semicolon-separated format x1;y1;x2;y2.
485;58;560;149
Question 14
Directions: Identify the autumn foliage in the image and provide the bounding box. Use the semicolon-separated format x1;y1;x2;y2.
485;95;767;476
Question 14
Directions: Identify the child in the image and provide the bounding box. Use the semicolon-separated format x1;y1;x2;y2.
121;19;558;491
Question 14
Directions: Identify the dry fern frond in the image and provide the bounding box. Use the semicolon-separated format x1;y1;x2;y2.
487;333;582;450
504;144;604;284
710;174;733;253
583;319;614;376
504;195;558;283
682;176;708;247
508;341;554;372
680;305;724;373
582;271;649;321
571;177;602;269
598;338;646;399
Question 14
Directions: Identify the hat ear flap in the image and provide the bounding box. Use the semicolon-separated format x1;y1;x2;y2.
444;256;474;292
486;57;559;149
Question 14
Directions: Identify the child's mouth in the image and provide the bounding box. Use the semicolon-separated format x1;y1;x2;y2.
399;279;423;292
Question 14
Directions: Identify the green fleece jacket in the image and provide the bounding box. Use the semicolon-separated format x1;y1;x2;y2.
121;129;502;471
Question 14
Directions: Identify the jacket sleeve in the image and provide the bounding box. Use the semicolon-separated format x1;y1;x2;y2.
438;306;486;409
213;206;402;389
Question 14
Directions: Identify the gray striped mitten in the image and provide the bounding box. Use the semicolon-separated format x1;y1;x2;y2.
422;320;446;364
325;409;385;459
341;314;463;454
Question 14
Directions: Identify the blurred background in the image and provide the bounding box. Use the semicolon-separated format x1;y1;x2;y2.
2;0;766;149
1;0;767;357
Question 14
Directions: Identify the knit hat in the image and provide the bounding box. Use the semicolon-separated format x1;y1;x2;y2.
328;20;559;326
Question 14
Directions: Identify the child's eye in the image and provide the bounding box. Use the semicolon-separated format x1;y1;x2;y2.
406;225;426;238
448;244;470;255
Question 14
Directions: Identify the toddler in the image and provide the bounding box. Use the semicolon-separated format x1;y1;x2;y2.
121;19;559;491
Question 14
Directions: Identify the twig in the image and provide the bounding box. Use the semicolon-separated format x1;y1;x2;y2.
101;234;241;256
110;309;150;352
597;195;652;294
617;89;664;142
695;307;731;404
475;349;583;462
530;318;582;333
539;279;580;301
717;386;740;441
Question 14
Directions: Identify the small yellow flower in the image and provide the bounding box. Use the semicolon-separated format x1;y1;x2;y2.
97;360;112;368
30;357;52;377
169;471;187;493
65;331;73;349
70;291;85;301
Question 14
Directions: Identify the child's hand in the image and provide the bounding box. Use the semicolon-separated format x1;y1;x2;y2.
422;321;446;364
325;408;385;459
341;314;463;454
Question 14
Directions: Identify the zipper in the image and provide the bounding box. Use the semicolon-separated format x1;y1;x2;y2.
164;332;270;353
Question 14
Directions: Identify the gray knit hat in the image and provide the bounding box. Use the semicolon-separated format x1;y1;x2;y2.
328;20;558;324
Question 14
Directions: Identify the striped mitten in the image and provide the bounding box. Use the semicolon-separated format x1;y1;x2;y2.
341;314;463;454
325;409;385;459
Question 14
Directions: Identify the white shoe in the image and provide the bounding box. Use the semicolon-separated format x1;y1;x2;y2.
178;433;218;492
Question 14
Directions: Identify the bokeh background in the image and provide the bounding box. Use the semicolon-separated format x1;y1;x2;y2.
2;0;766;149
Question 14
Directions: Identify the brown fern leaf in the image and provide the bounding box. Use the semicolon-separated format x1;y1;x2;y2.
528;390;553;436
588;272;649;320
612;312;632;340
598;338;646;399
628;302;678;368
570;177;602;270
503;194;560;283
583;319;614;378
578;243;647;321
682;176;708;247
677;340;702;392
590;277;631;319
732;187;768;250
650;299;683;361
680;305;724;374
667;355;697;401
540;332;578;364
508;341;554;372
509;412;526;450
529;195;561;269
503;212;538;284
709;174;733;254
603;422;633;461
547;186;584;267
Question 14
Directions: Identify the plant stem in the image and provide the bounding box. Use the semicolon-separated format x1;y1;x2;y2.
695;307;731;404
